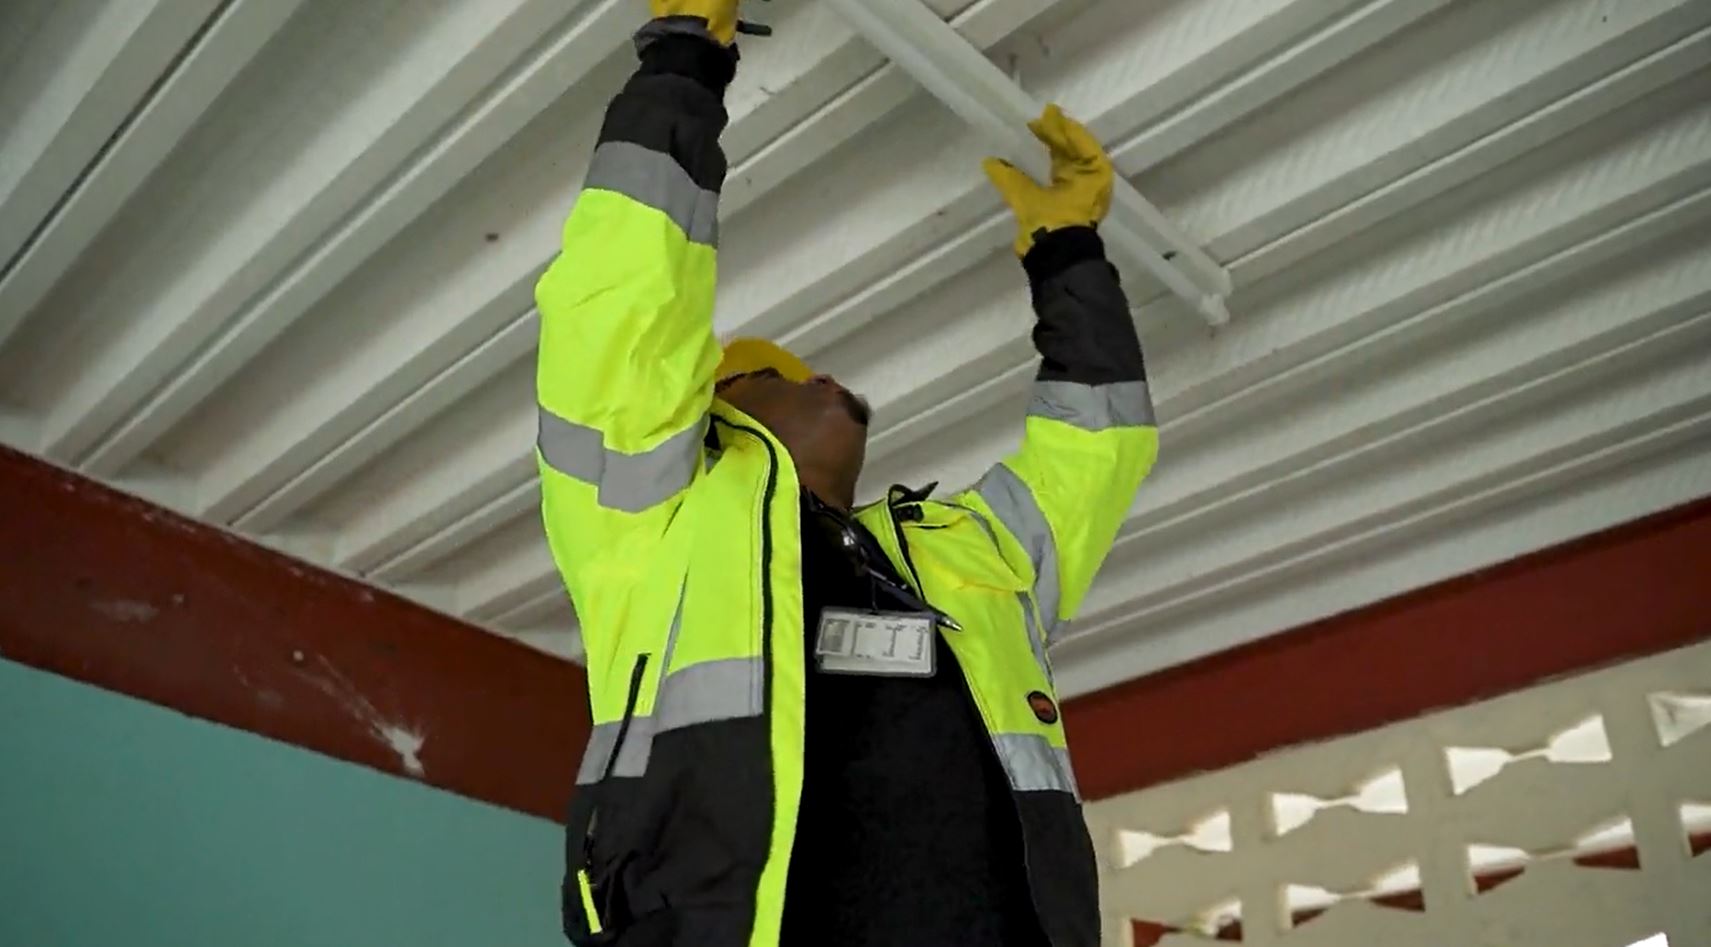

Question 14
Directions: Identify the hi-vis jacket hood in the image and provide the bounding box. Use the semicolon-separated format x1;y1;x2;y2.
534;21;1158;947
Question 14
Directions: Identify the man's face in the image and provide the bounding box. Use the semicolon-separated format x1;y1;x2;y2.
716;368;871;473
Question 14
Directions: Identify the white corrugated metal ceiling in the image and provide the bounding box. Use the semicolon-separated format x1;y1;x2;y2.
2;0;1708;697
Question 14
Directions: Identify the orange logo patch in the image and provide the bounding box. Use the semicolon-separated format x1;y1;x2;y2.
1027;691;1059;725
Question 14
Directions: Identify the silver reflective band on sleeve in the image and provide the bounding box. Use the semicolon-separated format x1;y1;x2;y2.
1016;592;1054;687
656;584;688;694
537;407;704;514
993;732;1080;799
1028;380;1156;431
574;657;766;785
584;140;720;247
976;464;1062;640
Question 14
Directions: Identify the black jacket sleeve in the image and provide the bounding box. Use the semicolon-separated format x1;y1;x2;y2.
597;25;739;190
1020;226;1148;386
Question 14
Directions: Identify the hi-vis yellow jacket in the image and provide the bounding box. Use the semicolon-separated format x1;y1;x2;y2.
537;21;1157;947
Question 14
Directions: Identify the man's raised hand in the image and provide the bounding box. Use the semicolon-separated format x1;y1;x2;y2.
649;0;769;46
982;104;1115;257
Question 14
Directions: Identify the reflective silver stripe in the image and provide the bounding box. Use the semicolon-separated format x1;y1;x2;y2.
656;584;688;695
576;592;685;785
1028;380;1156;431
576;717;658;785
976;464;1062;641
994;732;1080;799
537;407;704;513
574;658;765;785
656;657;763;733
946;498;1057;677
608;716;658;780
1016;591;1054;688
958;493;1058;677
584;140;719;246
575;723;612;784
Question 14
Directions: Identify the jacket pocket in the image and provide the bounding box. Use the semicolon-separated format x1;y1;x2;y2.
565;652;651;946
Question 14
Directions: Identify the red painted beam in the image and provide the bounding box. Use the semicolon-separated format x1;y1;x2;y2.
0;446;587;822
3;445;1708;823
1065;494;1711;801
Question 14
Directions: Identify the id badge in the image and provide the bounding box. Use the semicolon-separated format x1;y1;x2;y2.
814;608;936;678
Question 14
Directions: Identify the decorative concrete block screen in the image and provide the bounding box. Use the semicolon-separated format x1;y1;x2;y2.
1084;640;1711;947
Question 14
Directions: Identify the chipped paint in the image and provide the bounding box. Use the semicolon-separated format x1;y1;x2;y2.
298;654;429;778
0;446;587;820
377;724;427;777
89;599;159;623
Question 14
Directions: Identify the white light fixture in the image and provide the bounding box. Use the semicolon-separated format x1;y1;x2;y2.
823;0;1234;327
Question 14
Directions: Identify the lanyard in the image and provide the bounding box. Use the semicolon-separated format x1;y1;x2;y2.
807;492;963;632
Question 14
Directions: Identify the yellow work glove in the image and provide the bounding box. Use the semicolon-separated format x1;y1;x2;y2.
650;0;743;46
983;104;1114;257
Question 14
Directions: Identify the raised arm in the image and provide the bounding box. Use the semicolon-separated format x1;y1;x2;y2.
960;105;1160;643
535;5;739;645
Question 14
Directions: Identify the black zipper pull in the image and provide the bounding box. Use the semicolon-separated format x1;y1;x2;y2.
884;497;963;632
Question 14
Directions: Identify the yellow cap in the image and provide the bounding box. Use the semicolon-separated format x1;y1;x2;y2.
715;337;813;385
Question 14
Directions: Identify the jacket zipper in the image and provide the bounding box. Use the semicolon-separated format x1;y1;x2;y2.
885;499;929;602
712;418;778;718
887;497;1057;946
584;652;652;860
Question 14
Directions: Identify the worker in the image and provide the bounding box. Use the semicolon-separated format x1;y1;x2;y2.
535;2;1157;945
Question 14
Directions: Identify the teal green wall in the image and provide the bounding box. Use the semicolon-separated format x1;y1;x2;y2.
0;658;564;947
